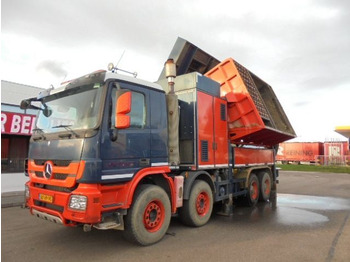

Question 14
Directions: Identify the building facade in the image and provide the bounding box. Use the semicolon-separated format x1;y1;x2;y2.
1;80;44;173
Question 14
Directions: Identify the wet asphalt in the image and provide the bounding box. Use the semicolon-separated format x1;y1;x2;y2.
2;170;350;262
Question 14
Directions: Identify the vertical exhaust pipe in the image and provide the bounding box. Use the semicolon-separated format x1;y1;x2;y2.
164;59;180;165
165;59;176;94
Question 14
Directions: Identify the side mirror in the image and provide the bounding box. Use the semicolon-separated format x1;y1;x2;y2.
20;97;42;111
43;107;53;117
115;91;132;129
20;100;30;110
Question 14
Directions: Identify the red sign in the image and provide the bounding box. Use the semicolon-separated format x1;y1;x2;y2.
1;111;36;136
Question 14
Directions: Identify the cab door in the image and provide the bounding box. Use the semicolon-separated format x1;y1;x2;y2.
100;81;151;182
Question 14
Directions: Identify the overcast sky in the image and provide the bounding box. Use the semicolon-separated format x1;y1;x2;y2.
2;0;349;142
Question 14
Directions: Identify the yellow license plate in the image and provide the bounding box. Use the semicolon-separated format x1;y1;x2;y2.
39;194;54;203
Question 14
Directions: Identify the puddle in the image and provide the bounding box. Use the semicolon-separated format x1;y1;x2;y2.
275;206;329;226
277;194;350;211
230;194;350;227
274;194;350;226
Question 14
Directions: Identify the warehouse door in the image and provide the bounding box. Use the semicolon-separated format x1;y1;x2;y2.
1;135;29;173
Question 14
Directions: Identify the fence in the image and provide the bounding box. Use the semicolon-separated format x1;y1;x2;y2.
316;155;350;166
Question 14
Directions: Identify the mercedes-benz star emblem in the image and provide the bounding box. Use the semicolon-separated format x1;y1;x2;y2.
44;162;53;179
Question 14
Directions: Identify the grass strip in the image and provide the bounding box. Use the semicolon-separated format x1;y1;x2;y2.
276;164;350;174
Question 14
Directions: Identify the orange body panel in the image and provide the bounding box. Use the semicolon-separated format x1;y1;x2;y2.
197;91;228;167
197;91;215;166
28;160;85;188
205;59;264;145
26;165;175;225
234;147;274;166
205;58;295;146
213;97;229;166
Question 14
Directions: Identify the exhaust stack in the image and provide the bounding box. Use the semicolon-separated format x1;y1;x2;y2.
164;59;180;165
165;59;176;94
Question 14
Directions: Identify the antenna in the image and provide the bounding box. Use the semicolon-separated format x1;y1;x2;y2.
116;50;125;68
107;50;138;78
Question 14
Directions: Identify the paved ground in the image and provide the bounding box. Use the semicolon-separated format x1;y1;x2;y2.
1;172;28;193
2;171;350;262
1;172;28;208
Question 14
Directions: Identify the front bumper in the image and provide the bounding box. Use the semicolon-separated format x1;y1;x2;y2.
26;182;103;226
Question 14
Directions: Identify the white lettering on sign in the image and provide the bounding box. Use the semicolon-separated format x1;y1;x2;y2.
329;146;341;157
1;113;7;132
21;116;32;134
31;117;36;133
1;112;36;135
11;115;21;133
277;145;284;156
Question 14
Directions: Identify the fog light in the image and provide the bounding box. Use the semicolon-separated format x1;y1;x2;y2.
25;185;30;198
69;195;87;211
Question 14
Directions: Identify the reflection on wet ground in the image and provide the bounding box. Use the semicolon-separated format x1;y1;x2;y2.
278;194;350;211
230;194;350;227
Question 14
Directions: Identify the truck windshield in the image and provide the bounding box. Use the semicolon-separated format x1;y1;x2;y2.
36;83;104;134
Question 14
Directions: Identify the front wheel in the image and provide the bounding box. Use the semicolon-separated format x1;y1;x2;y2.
123;185;171;246
179;180;213;227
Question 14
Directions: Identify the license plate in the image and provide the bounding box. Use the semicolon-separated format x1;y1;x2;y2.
39;194;54;203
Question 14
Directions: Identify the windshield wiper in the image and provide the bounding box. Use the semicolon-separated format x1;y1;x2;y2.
52;124;79;138
32;128;46;141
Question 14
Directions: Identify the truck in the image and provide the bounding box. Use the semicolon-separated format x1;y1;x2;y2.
276;142;324;164
277;141;350;165
21;37;295;245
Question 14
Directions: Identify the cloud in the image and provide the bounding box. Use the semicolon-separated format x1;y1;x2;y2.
2;0;350;141
36;60;67;78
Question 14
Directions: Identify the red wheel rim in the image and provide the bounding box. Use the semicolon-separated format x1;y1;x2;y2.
143;200;165;232
263;178;271;195
250;181;258;200
196;192;210;216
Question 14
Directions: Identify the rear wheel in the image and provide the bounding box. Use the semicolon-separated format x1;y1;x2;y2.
246;174;260;206
179;180;213;227
259;172;271;202
123;185;171;246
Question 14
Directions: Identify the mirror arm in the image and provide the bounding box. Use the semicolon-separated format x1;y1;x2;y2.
109;129;118;142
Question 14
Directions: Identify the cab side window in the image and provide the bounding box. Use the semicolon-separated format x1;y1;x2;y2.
111;88;146;129
129;92;146;128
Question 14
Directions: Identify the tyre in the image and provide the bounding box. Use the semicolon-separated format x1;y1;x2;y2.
179;180;213;227
123;185;171;246
246;174;259;206
258;172;272;202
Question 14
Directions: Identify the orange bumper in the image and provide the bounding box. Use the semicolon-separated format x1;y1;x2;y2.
26;182;105;225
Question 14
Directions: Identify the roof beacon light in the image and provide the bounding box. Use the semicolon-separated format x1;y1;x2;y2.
107;63;137;78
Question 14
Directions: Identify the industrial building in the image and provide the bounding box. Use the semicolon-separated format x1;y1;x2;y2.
1;80;44;173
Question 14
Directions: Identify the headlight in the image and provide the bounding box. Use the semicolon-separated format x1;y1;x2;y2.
69;195;87;211
25;185;30;198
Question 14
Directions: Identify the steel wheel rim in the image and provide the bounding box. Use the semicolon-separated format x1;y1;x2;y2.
250;181;258;200
263;178;271;195
143;200;165;232
196;192;210;216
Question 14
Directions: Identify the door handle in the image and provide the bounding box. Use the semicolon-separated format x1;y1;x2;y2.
139;158;150;166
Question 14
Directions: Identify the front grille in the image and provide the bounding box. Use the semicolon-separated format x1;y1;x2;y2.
34;159;72;167
33;183;74;193
45;185;74;193
35;171;44;177
54;173;68;180
34;172;68;180
34;200;64;213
